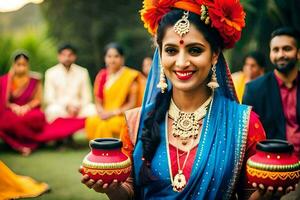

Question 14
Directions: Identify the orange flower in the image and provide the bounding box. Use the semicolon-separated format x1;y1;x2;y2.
140;0;246;48
141;0;177;35
204;0;246;48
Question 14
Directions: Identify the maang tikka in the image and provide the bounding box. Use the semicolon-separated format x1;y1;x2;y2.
174;11;190;37
157;11;192;93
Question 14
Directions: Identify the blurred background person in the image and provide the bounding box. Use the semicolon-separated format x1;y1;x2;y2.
0;51;86;155
141;56;152;77
0;160;49;199
243;27;300;158
85;42;145;140
0;52;45;156
44;44;96;123
232;51;266;102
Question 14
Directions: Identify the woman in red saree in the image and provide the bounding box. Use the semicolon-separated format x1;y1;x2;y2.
0;53;85;155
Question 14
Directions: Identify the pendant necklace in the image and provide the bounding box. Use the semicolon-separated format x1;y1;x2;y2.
172;137;194;192
168;96;212;145
166;114;195;192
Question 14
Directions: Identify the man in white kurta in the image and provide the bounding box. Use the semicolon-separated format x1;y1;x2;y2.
44;44;96;122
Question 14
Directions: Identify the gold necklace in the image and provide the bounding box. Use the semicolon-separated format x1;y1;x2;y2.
165;114;195;192
168;96;212;145
172;138;194;192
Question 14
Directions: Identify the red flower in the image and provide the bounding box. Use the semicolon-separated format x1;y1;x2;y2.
141;0;177;35
204;0;246;48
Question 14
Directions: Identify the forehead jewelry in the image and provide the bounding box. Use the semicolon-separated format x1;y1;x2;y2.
174;11;190;45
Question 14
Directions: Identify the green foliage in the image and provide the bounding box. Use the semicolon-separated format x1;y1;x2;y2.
0;27;57;76
16;27;57;74
41;0;153;80
116;27;155;70
0;134;108;200
231;0;300;72
0;36;14;74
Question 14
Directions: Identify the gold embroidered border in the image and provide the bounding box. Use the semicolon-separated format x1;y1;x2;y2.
247;166;300;180
82;166;131;176
247;159;300;172
82;157;131;169
225;107;251;199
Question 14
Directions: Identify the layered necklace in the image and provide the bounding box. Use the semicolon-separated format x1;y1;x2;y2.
166;96;212;192
168;96;212;145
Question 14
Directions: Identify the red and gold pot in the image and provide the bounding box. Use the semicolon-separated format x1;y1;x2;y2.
80;138;131;184
246;139;300;188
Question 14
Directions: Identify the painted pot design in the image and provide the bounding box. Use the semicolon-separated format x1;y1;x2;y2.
246;139;300;188
80;138;131;184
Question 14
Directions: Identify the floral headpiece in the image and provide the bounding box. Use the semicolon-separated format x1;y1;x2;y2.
140;0;246;48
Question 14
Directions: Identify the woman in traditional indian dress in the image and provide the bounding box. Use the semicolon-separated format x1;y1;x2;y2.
81;1;296;199
0;53;85;155
0;160;49;200
232;51;266;102
85;43;145;140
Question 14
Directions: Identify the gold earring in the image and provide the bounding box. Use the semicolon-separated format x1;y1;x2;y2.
207;64;219;90
157;62;168;93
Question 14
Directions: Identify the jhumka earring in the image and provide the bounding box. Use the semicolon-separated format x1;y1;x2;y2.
207;64;219;90
157;60;168;93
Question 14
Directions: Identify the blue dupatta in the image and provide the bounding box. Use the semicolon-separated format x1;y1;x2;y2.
132;49;251;199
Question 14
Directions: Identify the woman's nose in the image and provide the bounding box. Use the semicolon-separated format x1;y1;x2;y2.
175;52;190;68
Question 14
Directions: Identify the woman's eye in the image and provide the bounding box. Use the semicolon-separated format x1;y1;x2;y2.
164;47;177;55
189;47;202;55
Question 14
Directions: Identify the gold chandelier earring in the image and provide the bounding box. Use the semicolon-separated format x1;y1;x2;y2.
157;61;168;93
207;64;219;90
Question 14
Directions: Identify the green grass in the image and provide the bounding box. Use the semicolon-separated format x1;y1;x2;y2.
0;134;108;200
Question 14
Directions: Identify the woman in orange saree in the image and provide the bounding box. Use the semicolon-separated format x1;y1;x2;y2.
0;160;49;200
85;43;145;139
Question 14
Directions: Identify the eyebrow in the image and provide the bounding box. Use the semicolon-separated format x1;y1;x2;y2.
272;45;294;49
186;42;206;48
163;42;206;48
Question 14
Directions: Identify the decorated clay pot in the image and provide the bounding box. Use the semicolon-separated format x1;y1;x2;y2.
246;139;300;188
80;138;131;184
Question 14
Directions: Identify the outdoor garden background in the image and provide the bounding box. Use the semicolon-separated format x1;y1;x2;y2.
0;0;300;199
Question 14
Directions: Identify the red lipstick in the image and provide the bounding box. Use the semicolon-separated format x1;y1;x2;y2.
174;70;194;80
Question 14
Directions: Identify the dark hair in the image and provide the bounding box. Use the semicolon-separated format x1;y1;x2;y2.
139;9;223;184
270;27;300;48
139;90;172;185
156;9;223;53
104;42;125;56
58;43;77;54
243;51;266;69
14;52;29;62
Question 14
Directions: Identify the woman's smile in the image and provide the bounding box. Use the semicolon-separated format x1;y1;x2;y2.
174;70;196;80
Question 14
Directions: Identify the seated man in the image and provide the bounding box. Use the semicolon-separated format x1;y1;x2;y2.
44;44;96;122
